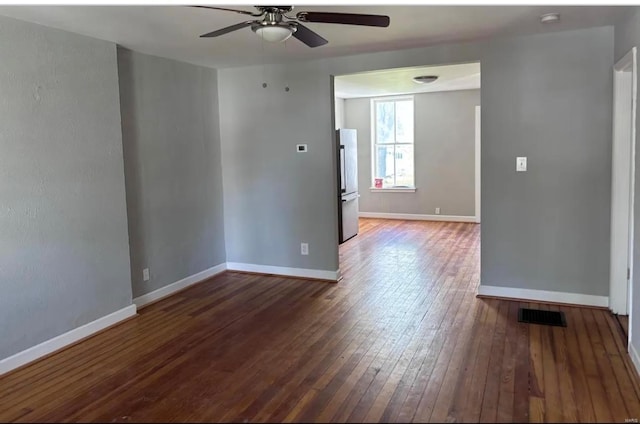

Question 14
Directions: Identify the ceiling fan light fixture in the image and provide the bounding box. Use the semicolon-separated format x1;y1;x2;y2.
413;75;439;84
252;24;295;43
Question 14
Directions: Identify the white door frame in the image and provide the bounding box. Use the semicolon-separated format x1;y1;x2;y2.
475;105;481;223
610;47;637;319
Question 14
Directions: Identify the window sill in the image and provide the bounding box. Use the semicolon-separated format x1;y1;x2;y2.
369;187;417;193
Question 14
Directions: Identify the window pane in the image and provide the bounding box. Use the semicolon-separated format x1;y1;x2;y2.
395;100;414;143
375;145;395;187
395;145;414;187
376;102;395;143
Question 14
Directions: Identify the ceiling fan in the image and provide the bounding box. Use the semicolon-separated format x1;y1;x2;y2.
192;6;390;47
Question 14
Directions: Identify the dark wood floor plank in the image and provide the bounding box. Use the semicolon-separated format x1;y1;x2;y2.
511;302;530;423
479;299;510;423
583;307;631;422
359;273;471;423
0;219;638;423
495;301;519;423
528;303;545;424
557;305;596;423
413;229;483;423
431;297;490;422
569;306;614;422
539;303;563;423
404;286;477;423
382;269;476;423
547;304;576;423
461;298;501;422
593;307;640;420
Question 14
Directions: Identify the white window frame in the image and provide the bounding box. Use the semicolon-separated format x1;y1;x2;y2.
370;95;416;191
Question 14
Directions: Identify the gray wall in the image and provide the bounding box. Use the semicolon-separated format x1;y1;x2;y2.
344;89;479;216
615;8;640;365
218;63;339;271
481;26;613;297
0;16;132;359
117;48;226;298
218;25;613;298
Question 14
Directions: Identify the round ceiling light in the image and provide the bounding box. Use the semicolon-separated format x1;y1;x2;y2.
540;13;560;24
252;23;295;43
413;75;439;84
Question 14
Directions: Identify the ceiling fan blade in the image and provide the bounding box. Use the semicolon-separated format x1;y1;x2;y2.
291;23;328;48
191;6;262;17
200;21;254;38
297;12;390;27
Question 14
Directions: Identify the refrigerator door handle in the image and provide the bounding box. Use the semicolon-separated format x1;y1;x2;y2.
342;192;359;202
340;145;346;193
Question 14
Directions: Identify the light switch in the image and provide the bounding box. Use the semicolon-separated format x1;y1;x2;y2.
516;157;527;172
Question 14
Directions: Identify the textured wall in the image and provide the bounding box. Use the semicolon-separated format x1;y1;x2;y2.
218;63;339;271
481;26;613;296
218;26;613;299
345;89;479;216
0;16;132;360
117;48;226;298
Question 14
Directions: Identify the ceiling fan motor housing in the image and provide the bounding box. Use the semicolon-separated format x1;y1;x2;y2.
256;6;294;14
251;7;298;41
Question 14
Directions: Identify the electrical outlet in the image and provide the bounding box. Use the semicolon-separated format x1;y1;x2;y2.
301;243;309;255
435;207;441;215
143;268;150;281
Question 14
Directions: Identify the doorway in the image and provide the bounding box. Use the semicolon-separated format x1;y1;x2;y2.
610;47;637;343
332;62;481;272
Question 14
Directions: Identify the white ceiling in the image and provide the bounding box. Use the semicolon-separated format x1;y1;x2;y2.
335;62;480;99
0;5;629;69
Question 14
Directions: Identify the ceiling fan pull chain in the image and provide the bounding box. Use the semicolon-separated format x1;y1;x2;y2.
261;33;267;88
284;39;290;92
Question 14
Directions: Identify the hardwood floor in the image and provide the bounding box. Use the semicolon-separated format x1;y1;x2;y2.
1;218;639;422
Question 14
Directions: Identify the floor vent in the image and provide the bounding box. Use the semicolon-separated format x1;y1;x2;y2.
518;308;566;327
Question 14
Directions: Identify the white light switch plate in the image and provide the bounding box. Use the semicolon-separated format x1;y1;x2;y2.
516;157;527;172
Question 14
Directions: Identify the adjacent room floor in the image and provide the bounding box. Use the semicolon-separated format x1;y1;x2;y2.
1;218;639;422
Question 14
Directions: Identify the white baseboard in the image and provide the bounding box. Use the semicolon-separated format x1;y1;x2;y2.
0;304;137;376
133;263;227;308
630;342;640;378
359;212;477;223
134;261;337;309
226;262;339;281
477;285;609;308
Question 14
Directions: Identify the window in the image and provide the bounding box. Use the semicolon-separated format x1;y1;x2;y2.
372;97;415;188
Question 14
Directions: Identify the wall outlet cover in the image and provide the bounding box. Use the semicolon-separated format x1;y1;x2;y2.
301;243;309;255
516;156;527;172
143;268;150;281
